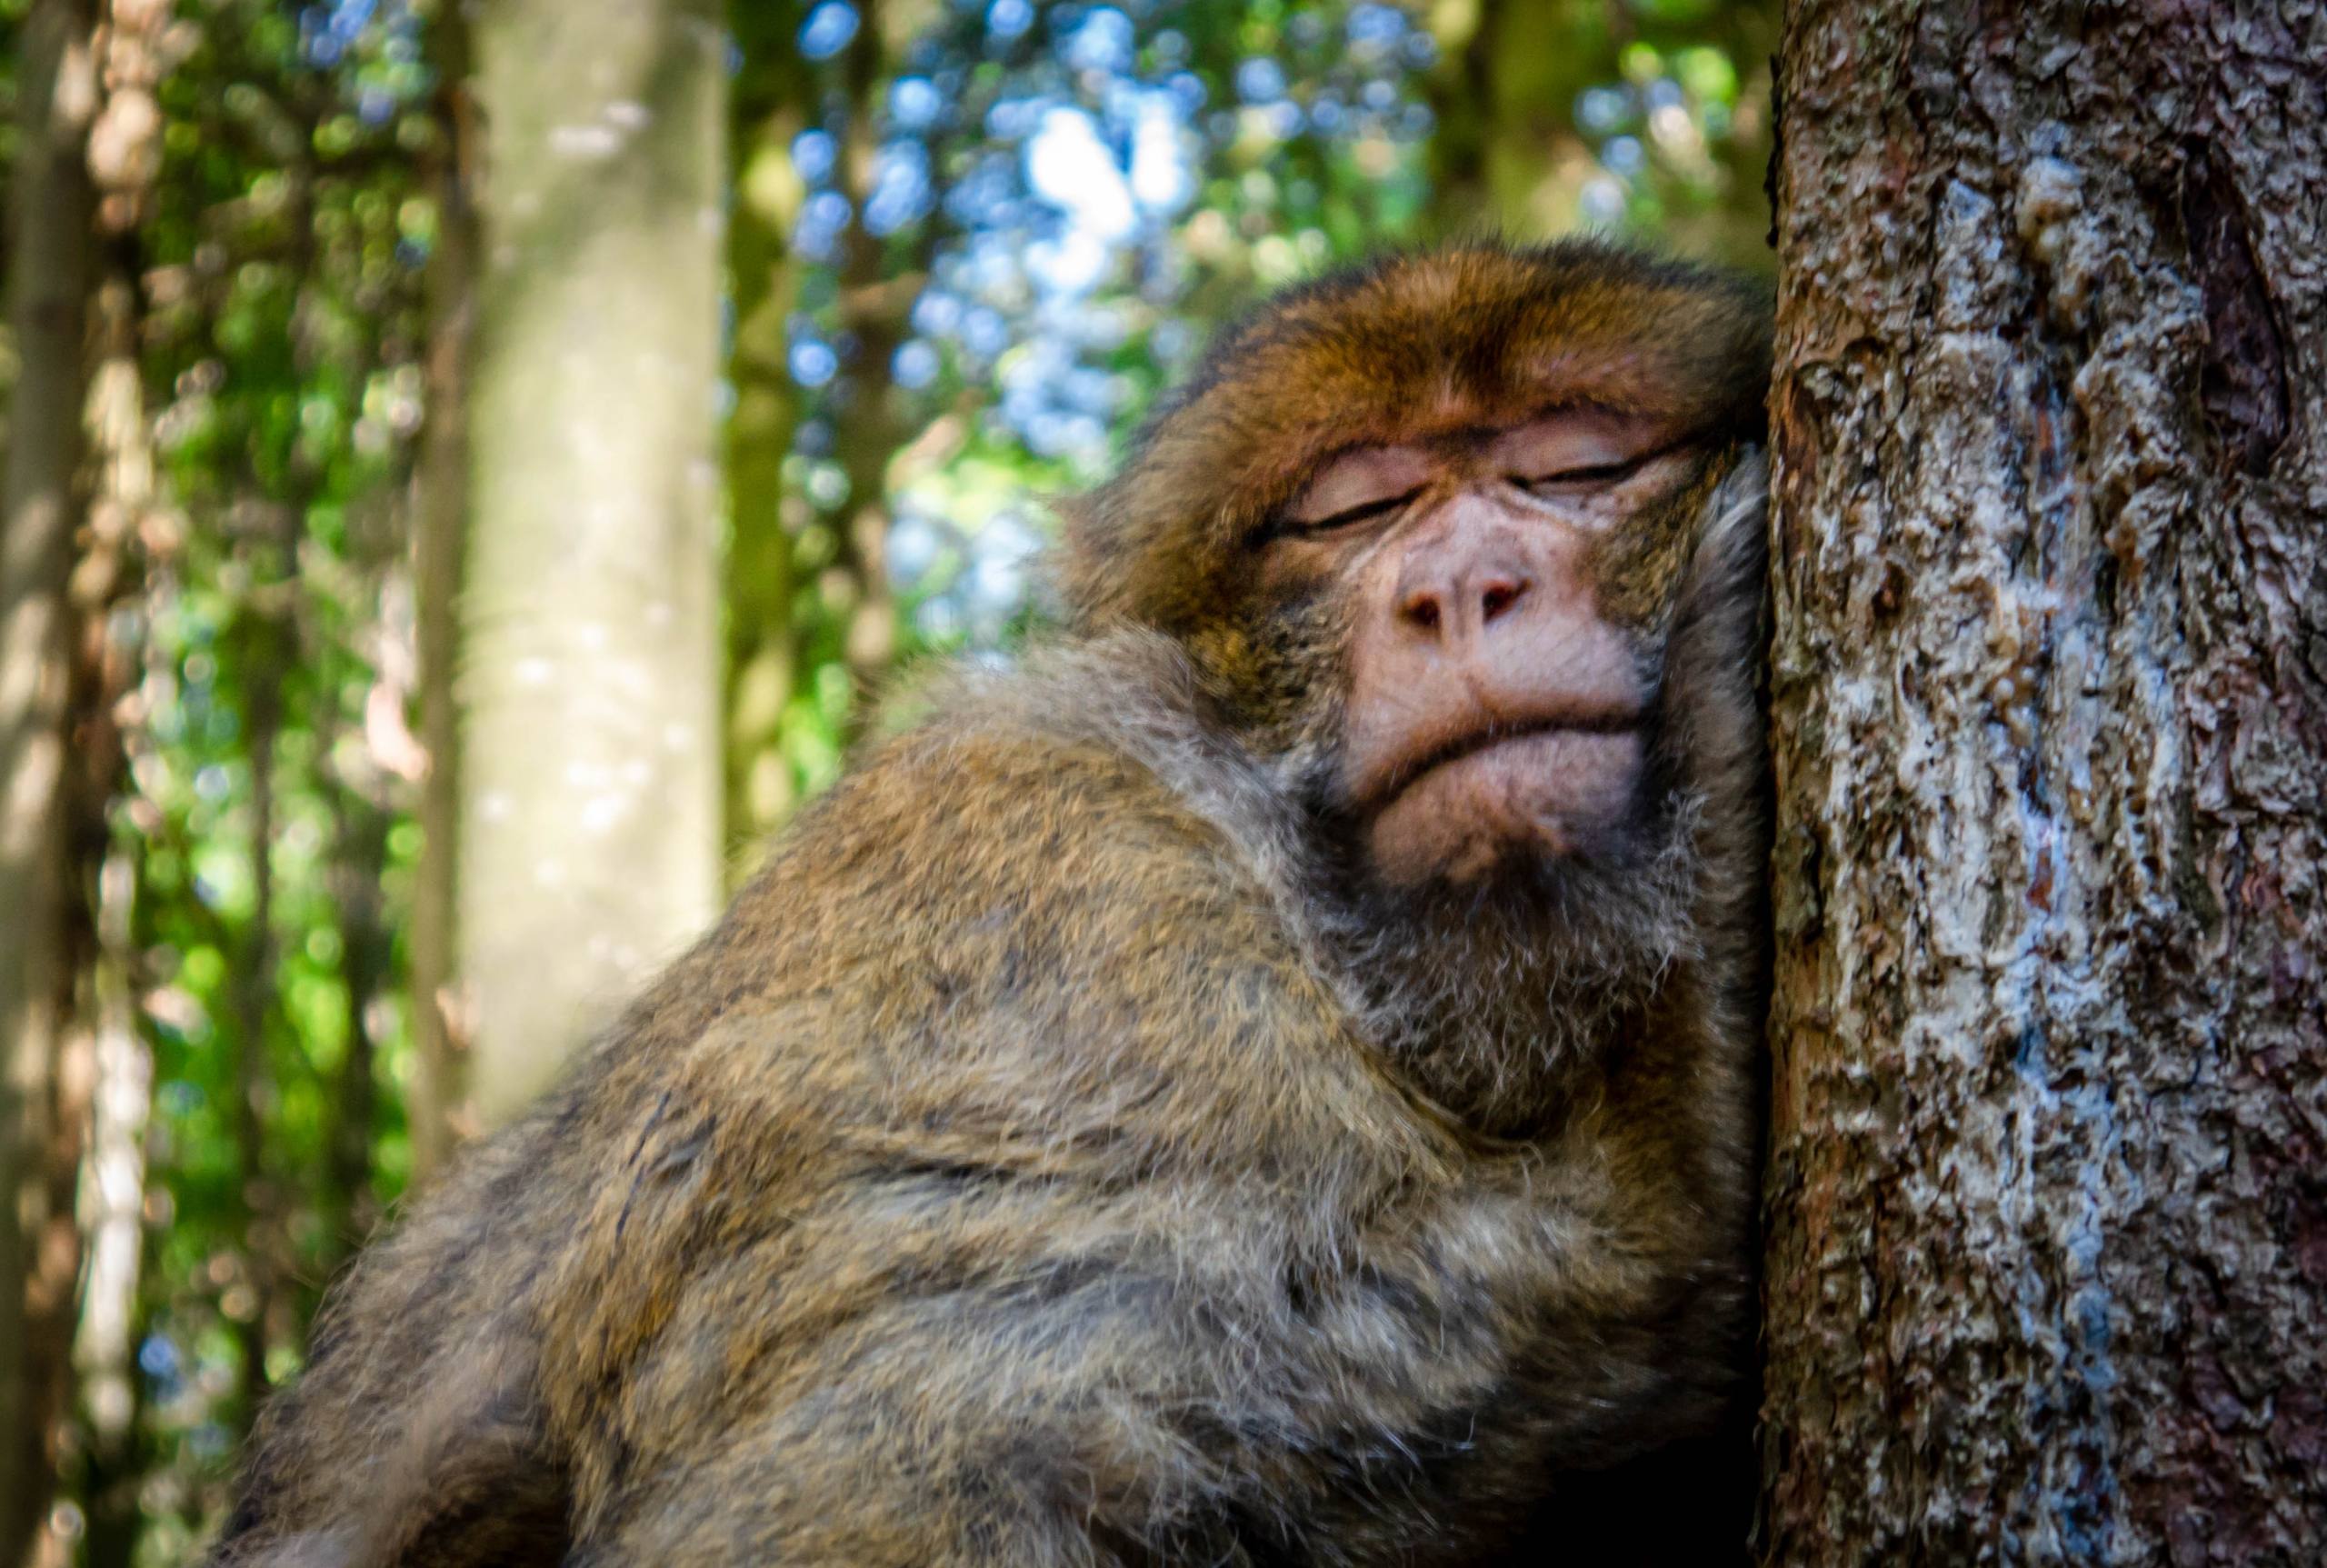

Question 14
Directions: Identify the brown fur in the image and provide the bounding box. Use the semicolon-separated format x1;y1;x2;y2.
206;239;1773;1568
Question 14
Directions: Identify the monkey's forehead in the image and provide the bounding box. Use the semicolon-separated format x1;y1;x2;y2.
1058;239;1770;629
1168;242;1768;471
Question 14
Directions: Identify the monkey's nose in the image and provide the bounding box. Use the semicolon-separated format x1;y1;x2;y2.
1400;571;1530;642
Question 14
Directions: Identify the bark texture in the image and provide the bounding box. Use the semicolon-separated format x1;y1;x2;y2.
459;0;726;1121
1761;1;2324;1563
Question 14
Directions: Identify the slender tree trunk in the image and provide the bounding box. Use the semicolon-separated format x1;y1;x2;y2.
1423;0;1772;267
1425;0;1597;238
1760;1;2325;1563
319;489;414;1253
72;847;145;1568
212;73;329;1427
459;0;726;1122
323;759;390;1264
0;3;95;1559
829;0;902;741
71;119;164;1558
722;0;812;864
227;505;291;1420
42;7;166;1556
408;0;479;1183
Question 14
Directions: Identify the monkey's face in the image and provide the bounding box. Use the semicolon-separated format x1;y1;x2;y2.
1062;241;1770;900
1253;410;1713;887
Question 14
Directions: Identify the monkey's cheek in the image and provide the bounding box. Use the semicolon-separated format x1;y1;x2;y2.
1365;730;1644;885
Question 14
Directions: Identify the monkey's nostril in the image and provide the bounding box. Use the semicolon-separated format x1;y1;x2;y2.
1403;594;1443;634
1480;578;1527;622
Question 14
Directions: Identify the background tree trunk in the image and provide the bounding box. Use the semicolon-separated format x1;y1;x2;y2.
1760;1;2324;1562
72;847;144;1568
408;0;478;1183
0;2;95;1560
1427;0;1606;239
827;0;904;745
458;0;726;1122
72;0;168;1518
721;0;812;864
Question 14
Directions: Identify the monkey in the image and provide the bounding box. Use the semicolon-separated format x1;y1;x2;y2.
205;237;1773;1568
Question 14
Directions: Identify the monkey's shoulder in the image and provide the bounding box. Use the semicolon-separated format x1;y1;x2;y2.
587;671;1393;1166
513;682;1437;1399
712;647;1296;982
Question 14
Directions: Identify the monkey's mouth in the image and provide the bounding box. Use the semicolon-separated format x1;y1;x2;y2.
1360;714;1648;885
1364;709;1645;810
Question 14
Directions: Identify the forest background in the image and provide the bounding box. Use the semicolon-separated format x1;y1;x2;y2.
0;0;1776;1562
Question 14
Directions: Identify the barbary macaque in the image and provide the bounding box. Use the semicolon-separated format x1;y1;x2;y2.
208;239;1773;1567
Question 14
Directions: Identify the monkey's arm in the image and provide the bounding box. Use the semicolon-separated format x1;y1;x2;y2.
203;1117;584;1568
548;1070;1743;1568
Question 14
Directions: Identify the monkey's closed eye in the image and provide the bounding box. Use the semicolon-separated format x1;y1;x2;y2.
1517;455;1652;496
1272;486;1424;538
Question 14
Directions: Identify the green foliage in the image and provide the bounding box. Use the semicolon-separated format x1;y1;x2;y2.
105;1;436;1548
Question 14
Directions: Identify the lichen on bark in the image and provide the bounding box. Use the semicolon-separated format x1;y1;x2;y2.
1759;0;2326;1563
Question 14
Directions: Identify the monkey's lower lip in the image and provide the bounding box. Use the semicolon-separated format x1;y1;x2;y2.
1367;714;1644;809
1364;725;1646;884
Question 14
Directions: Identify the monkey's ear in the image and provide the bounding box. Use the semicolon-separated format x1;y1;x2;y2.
1681;445;1770;615
1050;492;1132;629
1051;474;1243;634
1660;445;1770;785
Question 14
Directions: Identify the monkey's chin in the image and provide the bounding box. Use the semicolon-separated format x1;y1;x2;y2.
1364;729;1645;886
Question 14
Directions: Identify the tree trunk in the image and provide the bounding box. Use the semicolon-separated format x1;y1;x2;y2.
72;847;145;1568
322;750;391;1263
408;0;480;1183
227;503;292;1422
1425;0;1603;239
827;0;904;742
1760;2;2324;1563
44;5;165;1555
723;0;812;861
0;2;95;1559
72;46;165;1525
459;0;726;1122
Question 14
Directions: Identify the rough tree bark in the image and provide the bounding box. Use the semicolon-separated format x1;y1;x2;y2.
1760;1;2324;1563
459;0;726;1122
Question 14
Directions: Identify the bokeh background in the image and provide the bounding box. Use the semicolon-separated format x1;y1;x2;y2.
0;0;1773;1560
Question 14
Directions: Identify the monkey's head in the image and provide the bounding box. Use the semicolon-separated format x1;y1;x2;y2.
1064;241;1770;901
1061;242;1769;1123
